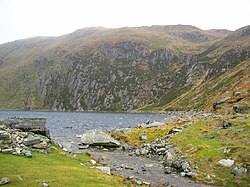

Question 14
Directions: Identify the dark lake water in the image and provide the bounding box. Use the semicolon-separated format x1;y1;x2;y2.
0;111;168;144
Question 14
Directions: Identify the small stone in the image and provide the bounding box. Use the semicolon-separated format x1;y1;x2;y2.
205;175;211;180
145;164;153;168
124;165;134;170
0;132;10;140
32;141;48;149
142;181;151;186
164;167;172;174
181;162;190;171
42;183;49;187
95;166;111;175
90;159;96;165
62;148;68;152
12;147;22;156
208;181;215;185
2;148;13;154
78;145;89;149
72;154;79;160
186;172;196;177
139;135;148;141
136;180;142;185
238;129;244;133
135;149;140;156
218;159;234;167
128;176;135;179
233;91;240;97
156;148;166;154
163;160;173;167
231;167;247;176
22;149;32;158
60;152;66;156
98;155;109;165
0;177;10;185
223;148;231;154
172;160;182;169
140;147;149;155
180;172;186;177
221;120;231;129
165;151;175;160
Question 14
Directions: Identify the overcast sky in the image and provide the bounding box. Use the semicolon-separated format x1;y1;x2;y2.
0;0;249;44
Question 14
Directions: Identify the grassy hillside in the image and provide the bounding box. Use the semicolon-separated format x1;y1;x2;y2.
0;25;249;112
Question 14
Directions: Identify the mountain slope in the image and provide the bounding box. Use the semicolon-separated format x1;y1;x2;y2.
0;25;249;112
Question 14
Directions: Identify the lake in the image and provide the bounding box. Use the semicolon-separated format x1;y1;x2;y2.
0;111;168;144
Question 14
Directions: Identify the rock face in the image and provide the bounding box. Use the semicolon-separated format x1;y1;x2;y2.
80;129;120;147
0;25;249;111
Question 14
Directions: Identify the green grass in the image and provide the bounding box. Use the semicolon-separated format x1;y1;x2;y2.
171;117;250;186
111;121;186;146
0;148;129;187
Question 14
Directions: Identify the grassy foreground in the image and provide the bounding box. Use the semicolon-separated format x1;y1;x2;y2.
111;114;250;186
0;147;128;187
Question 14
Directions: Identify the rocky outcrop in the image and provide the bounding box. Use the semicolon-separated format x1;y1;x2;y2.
0;124;51;157
33;43;185;111
0;118;50;138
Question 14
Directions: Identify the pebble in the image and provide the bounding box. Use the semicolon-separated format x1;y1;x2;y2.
231;167;247;176
218;159;235;167
0;177;10;185
42;183;49;187
95;166;111;175
90;159;97;165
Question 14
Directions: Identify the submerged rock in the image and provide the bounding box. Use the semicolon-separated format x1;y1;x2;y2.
81;129;120;147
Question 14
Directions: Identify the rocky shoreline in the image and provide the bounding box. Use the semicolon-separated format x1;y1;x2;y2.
73;111;249;186
1;113;249;186
68;112;218;186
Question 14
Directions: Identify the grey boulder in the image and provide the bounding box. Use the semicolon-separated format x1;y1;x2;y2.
81;129;120;147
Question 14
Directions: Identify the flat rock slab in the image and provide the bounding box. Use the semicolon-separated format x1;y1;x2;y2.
81;129;120;147
218;159;235;167
86;150;211;187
